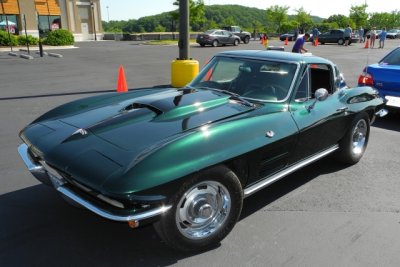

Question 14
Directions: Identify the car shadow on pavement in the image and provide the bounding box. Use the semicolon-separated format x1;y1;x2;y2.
0;185;193;266
240;157;346;220
0;158;351;266
372;112;400;132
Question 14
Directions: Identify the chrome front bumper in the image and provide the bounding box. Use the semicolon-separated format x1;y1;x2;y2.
17;143;171;224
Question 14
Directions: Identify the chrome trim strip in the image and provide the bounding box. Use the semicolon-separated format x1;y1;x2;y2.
18;143;44;173
18;143;172;222
244;145;339;197
57;186;172;222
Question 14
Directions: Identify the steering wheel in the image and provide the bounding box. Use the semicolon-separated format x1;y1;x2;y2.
242;84;287;100
198;80;221;89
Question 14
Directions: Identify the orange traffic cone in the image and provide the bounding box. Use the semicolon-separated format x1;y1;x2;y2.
364;38;369;48
116;65;128;92
284;36;288;45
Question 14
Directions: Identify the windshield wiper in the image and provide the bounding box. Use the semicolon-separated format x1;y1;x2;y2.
195;87;255;107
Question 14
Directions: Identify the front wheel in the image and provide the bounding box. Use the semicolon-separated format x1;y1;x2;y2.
154;165;243;252
338;38;344;45
233;39;239;46
336;112;370;164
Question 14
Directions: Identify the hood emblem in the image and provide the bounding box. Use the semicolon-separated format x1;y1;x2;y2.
72;128;88;136
265;130;275;138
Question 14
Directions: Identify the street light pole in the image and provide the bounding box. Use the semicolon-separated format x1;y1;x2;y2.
90;1;97;41
106;5;109;22
178;0;189;60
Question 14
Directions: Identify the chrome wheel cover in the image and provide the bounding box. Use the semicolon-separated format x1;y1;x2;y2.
351;119;367;156
176;181;231;239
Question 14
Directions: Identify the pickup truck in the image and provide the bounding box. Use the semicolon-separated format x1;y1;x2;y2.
222;26;251;44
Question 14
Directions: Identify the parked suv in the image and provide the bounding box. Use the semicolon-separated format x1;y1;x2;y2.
222;26;251;44
318;29;358;45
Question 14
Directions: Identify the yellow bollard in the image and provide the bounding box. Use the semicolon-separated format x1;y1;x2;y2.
171;59;199;88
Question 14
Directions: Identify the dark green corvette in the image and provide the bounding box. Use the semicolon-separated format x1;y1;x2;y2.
18;50;386;251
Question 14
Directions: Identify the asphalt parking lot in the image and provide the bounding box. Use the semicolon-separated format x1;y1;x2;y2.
1;39;400;266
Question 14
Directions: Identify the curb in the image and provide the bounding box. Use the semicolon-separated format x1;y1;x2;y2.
20;54;34;60
48;53;63;58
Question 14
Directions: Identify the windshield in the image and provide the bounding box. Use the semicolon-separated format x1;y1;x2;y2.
189;56;298;102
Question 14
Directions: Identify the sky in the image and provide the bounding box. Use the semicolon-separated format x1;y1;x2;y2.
99;0;397;22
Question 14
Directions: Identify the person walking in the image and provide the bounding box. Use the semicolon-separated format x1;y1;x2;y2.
363;27;369;43
293;27;299;41
292;33;310;53
370;27;377;48
379;27;387;48
312;26;319;46
344;25;352;46
358;27;364;43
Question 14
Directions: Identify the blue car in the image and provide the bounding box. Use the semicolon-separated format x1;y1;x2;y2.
358;47;400;108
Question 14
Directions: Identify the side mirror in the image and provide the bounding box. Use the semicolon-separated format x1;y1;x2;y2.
307;88;329;112
315;88;329;101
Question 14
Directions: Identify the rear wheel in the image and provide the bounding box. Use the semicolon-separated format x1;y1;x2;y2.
154;165;243;252
336;112;370;164
212;40;219;47
243;36;250;44
200;43;205;47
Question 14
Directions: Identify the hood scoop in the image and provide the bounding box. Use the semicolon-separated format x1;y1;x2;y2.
123;102;163;115
121;88;198;116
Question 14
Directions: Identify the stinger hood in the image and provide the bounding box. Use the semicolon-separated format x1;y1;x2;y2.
58;88;255;151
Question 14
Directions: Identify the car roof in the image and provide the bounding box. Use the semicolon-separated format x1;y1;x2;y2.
216;50;334;65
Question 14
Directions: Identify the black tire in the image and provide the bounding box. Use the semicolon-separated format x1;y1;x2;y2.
233;39;239;46
200;43;205;47
243;36;250;44
154;165;243;252
212;40;219;47
338;38;344;45
336;112;370;164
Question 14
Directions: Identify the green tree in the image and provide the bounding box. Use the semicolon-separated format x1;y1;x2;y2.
324;14;349;28
265;5;289;34
221;16;236;27
369;11;400;29
349;4;368;28
155;24;166;32
173;0;206;30
294;7;313;33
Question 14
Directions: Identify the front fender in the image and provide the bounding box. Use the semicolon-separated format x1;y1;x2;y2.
102;111;299;194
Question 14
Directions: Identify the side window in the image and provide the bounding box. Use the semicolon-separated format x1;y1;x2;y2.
309;64;333;96
334;66;342;90
294;68;310;101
